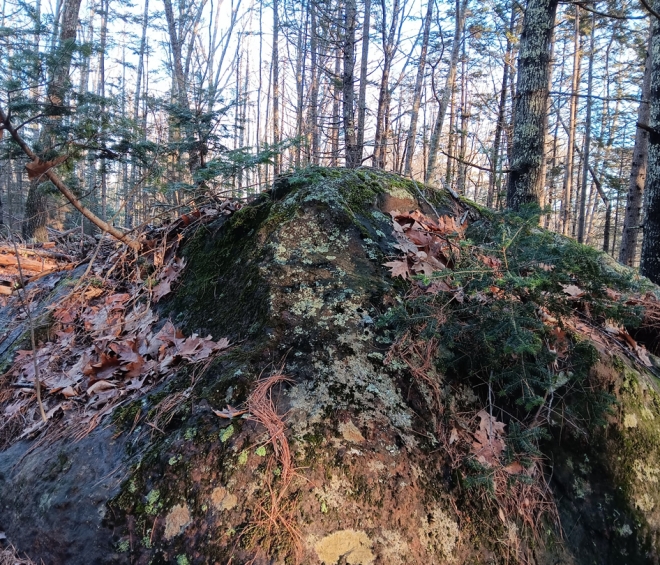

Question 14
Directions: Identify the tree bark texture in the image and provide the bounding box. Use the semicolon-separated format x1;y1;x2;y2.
506;0;559;210
619;27;652;266
272;0;281;175
373;0;400;169
403;0;433;176
307;3;320;164
641;11;660;285
577;13;595;244
23;0;83;241
560;9;581;235
425;0;467;184
356;0;371;164
343;0;360;168
487;6;516;208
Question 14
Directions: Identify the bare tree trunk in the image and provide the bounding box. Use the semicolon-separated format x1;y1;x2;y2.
98;0;108;221
577;12;595;243
162;0;189;112
425;0;468;183
619;26;652;266
373;0;400;169
343;0;359;168
239;54;249;190
457;43;468;195
546;109;560;229
295;12;308;169
272;0;281;176
641;9;660;284
257;0;264;182
505;0;558;210
502;34;519;209
23;0;83;241
307;2;320;165
356;0;371;164
445;85;457;187
331;50;341;166
162;0;203;175
127;0;149;228
487;6;516;208
560;8;581;235
403;0;433;176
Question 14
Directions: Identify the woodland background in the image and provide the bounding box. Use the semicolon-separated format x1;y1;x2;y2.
0;0;654;268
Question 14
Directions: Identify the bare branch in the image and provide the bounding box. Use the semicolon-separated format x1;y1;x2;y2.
639;0;660;20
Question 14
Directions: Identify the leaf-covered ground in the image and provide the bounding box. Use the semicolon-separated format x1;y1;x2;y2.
0;203;240;449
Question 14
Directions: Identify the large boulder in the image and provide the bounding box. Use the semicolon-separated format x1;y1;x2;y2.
1;167;660;565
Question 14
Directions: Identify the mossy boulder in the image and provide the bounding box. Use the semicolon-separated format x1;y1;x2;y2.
1;167;660;565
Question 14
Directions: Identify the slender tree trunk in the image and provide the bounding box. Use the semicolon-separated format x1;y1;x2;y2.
505;0;559;210
487;6;516;208
502;31;520;208
457;44;468;194
343;0;359;168
561;9;581;235
331;50;341;166
256;0;264;182
23;0;83;241
120;43;128;226
355;0;371;164
612;157;624;255
162;0;201;175
127;0;149;228
307;3;320;165
577;13;595;243
620;27;653;266
373;0;400;168
425;0;467;183
272;0;281;175
546;110;560;229
403;0;433;176
445;85;457;187
98;0;108;221
295;12;307;168
162;0;189;111
538;5;557;214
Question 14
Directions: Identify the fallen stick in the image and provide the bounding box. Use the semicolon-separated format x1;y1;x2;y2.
0;245;74;262
0;253;51;272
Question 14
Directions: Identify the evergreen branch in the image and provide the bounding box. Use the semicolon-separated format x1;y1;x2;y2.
0;107;141;251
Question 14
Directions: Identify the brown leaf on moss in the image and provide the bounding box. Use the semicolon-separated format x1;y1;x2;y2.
384;259;410;280
471;410;506;467
212;404;247;419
